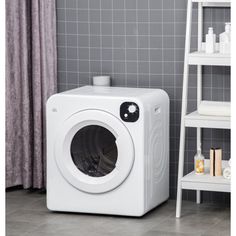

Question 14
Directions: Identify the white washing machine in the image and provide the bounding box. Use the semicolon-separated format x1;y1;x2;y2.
47;86;169;216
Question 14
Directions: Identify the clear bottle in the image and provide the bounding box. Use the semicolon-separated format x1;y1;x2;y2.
194;149;205;175
205;27;216;54
219;22;231;54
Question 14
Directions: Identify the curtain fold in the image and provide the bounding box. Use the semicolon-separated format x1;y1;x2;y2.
6;0;57;189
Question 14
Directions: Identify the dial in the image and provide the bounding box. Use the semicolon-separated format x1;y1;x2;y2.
128;104;137;113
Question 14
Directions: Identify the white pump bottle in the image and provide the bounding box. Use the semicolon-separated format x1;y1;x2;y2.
205;27;216;54
219;22;231;54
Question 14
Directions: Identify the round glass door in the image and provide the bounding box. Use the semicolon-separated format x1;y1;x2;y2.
71;125;118;177
54;109;134;193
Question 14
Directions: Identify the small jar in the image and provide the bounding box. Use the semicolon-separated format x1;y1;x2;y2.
92;75;111;86
194;149;205;175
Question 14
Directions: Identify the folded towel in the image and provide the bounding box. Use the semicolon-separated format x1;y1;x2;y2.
223;167;231;180
198;101;231;116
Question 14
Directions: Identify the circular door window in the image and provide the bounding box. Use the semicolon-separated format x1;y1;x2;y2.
70;125;118;177
54;110;134;193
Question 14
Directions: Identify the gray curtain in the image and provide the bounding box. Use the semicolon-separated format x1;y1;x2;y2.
6;0;57;189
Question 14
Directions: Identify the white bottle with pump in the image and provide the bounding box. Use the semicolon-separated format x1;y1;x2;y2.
219;22;231;54
205;27;216;54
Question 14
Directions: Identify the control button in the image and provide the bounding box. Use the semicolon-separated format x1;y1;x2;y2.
120;102;139;122
128;104;137;113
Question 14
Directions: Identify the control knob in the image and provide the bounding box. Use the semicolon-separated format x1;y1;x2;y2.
128;104;137;113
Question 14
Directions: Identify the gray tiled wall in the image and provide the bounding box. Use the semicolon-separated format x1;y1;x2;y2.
56;0;231;203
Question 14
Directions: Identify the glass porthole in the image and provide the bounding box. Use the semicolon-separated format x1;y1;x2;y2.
70;125;118;177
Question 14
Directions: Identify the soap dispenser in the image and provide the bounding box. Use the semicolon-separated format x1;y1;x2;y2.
205;27;216;54
219;22;231;54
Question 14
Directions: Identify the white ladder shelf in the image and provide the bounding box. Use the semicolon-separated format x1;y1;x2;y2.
176;0;231;218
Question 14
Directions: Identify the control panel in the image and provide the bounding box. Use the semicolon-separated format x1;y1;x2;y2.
120;102;139;122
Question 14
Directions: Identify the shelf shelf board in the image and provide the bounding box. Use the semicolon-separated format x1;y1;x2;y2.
181;160;230;193
192;0;230;2
181;171;230;192
184;111;230;129
192;0;231;7
188;51;231;66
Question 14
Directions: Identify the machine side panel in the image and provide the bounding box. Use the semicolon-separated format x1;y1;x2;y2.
144;92;170;211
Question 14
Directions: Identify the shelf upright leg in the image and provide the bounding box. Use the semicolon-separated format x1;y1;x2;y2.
196;2;203;205
196;189;201;204
176;0;193;218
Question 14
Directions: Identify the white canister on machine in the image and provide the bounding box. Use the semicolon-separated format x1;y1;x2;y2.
93;75;111;86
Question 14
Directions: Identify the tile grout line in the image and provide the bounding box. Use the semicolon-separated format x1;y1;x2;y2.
161;0;164;89
88;0;91;84
124;0;127;87
100;0;102;75
76;0;79;86
65;1;68;90
136;0;139;87
148;0;150;88
111;0;114;81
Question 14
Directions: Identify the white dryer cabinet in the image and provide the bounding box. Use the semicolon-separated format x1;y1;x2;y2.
47;86;169;216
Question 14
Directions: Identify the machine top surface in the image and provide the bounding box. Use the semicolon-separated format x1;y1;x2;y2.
59;86;164;99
